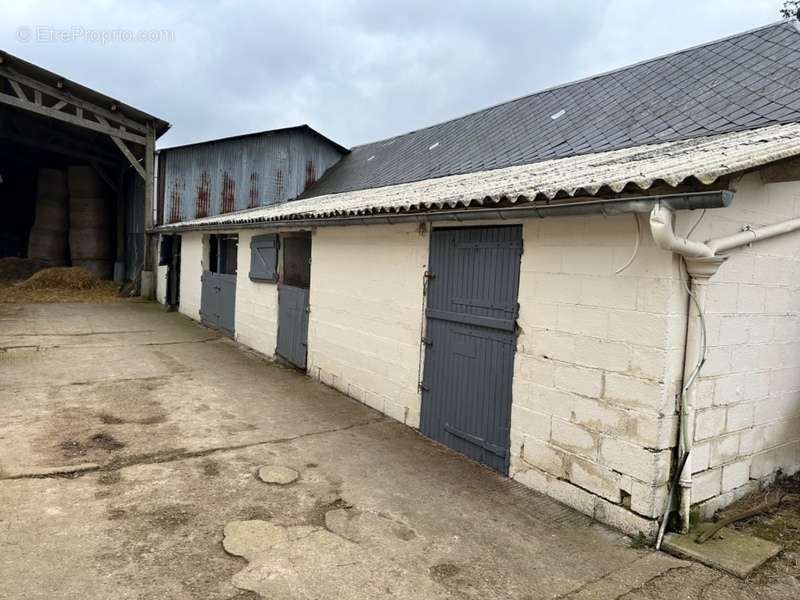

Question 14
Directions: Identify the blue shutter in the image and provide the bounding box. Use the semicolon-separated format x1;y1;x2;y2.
249;234;279;282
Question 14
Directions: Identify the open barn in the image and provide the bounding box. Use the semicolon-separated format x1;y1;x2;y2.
0;51;168;290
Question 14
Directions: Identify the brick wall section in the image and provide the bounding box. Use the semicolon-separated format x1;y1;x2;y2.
673;173;800;518
178;232;204;322
306;224;428;427
234;230;279;357
510;214;683;537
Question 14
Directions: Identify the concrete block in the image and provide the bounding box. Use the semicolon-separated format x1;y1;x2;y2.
722;460;750;493
693;469;722;503
521;438;567;478
569;457;620;502
600;436;671;484
710;434;740;468
510;405;551;442
551;419;597;459
604;373;665;412
694;407;727;441
593;497;659;539
726;403;754;432
554;364;603;398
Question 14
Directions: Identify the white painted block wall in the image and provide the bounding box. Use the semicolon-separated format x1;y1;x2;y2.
234;230;279;357
178;232;204;322
306;224;429;427
509;214;681;536
674;173;800;518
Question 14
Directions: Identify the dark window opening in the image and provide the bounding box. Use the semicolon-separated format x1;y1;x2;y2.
282;233;311;288
209;234;237;275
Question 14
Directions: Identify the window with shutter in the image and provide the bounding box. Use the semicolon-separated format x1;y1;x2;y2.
249;234;279;282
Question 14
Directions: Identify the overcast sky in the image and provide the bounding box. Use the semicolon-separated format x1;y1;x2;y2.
0;0;785;149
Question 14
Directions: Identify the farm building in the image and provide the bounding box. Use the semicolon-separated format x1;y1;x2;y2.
0;50;169;288
157;19;800;538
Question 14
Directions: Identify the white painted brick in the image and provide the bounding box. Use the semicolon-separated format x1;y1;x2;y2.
749;451;776;479
693;469;722;503
561;246;615;275
721;460;750;493
599;436;670;484
710;434;740;467
556;304;609;338
694;407;727;441
572;337;630;373
520;384;577;420
531;272;582;304
530;329;576;363
726;403;754;432
569;396;628;436
692;442;711;473
306;224;427;426
569;457;621;502
737;284;766;313
630;480;669;518
553;364;603;397
580;276;637;309
607;310;668;347
712;374;745;406
551;419;597;459
593;498;659;538
510;405;551;442
604;373;666;413
520;438;567;478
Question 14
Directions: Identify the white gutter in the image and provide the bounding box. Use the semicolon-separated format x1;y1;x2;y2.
651;203;800;544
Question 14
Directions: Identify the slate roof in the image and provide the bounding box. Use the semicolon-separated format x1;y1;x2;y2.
158;122;800;230
305;19;800;197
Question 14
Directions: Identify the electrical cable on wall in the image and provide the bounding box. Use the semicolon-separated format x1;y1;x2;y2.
615;213;641;274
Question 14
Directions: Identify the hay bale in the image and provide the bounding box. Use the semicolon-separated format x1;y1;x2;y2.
0;257;48;282
17;266;101;290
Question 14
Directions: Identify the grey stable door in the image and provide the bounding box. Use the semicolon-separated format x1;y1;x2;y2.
420;226;522;474
276;234;312;369
201;234;238;336
277;285;310;368
201;272;236;336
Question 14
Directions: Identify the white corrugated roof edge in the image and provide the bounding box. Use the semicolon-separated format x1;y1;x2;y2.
157;123;800;231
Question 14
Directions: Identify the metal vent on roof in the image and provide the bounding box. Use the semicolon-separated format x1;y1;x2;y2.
550;109;566;120
429;142;440;150
367;155;375;161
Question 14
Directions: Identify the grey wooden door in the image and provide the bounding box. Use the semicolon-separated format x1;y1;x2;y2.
200;271;236;336
420;226;522;473
200;271;219;327
277;285;309;369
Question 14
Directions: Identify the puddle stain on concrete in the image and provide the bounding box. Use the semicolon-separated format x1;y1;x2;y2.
221;505;446;599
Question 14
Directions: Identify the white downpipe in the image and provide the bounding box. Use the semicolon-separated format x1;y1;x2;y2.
650;202;800;539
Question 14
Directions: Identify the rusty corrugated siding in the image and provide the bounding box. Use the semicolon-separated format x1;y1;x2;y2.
157;123;800;230
158;128;343;224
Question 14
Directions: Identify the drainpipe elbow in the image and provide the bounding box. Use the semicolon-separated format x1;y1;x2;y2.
649;205;715;259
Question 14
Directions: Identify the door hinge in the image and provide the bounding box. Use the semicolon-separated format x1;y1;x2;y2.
418;382;430;392
424;271;436;279
421;337;433;347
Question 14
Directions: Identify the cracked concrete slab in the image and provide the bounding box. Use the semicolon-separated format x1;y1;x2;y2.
0;302;793;599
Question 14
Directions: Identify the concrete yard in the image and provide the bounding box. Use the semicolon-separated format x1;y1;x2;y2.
0;301;795;599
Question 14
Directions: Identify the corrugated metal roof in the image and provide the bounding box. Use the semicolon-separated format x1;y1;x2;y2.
158;122;800;230
0;49;170;137
304;19;800;197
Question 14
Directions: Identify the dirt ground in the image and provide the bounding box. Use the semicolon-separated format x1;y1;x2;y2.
0;301;798;599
